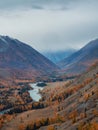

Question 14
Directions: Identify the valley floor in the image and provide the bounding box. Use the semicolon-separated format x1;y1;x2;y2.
0;63;98;130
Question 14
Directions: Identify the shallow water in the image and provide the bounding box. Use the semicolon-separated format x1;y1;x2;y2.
0;108;11;115
29;83;44;102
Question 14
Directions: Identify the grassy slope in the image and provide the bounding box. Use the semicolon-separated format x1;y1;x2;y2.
1;63;98;130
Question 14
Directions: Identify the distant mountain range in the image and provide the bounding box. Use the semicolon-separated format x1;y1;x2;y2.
0;35;98;78
0;36;58;79
42;49;76;63
58;39;98;74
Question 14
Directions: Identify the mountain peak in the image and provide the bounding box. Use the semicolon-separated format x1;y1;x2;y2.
0;36;58;79
0;35;14;41
81;38;98;51
58;38;98;74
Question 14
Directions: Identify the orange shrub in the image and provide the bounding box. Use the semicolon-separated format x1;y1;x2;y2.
18;124;25;130
47;125;55;130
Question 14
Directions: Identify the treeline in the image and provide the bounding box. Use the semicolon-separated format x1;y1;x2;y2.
7;102;46;114
18;114;65;130
0;83;32;112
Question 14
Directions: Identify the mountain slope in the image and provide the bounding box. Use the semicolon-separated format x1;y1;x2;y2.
1;62;98;130
58;39;98;74
0;36;58;79
42;49;75;63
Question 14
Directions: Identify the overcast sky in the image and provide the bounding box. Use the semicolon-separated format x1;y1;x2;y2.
0;0;98;52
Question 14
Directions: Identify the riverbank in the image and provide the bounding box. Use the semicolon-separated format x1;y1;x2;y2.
0;83;32;115
0;82;46;115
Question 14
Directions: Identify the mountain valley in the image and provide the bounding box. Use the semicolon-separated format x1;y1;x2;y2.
0;36;98;130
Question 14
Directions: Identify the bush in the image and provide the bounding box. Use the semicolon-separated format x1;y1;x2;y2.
47;126;55;130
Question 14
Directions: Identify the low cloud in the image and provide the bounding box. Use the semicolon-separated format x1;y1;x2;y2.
0;0;98;52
